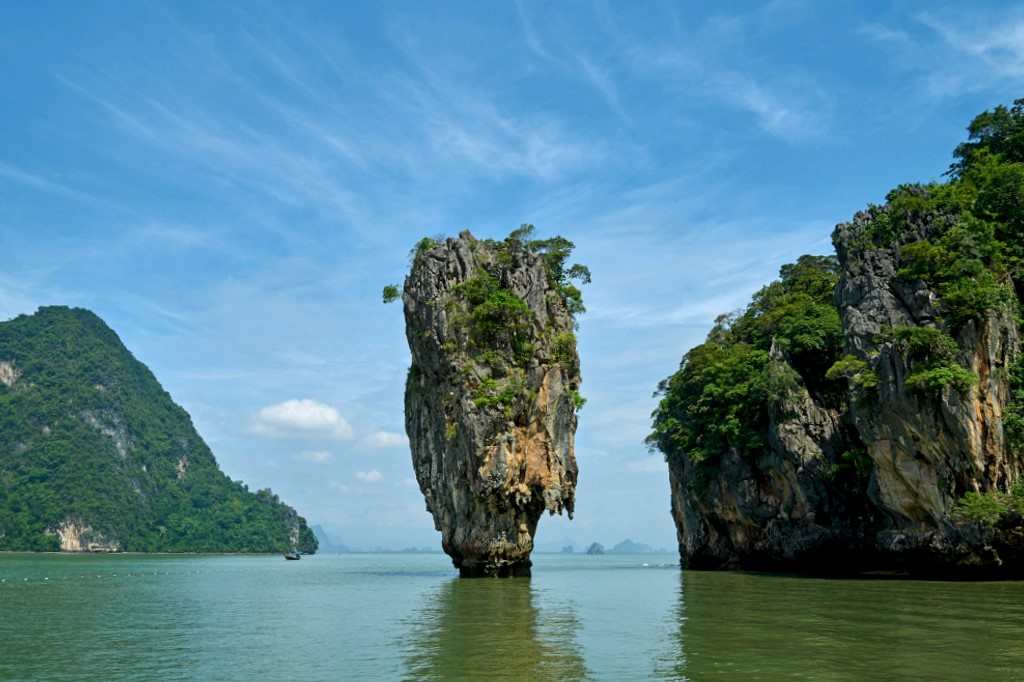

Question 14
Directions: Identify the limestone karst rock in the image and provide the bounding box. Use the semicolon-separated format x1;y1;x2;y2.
653;100;1024;576
398;228;587;577
659;212;1024;576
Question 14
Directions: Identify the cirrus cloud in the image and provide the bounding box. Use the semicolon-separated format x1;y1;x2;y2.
356;469;383;483
254;399;354;439
366;430;409;449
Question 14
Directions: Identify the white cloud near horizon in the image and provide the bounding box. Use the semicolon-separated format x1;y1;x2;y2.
356;469;383;483
365;431;408;449
254;399;354;439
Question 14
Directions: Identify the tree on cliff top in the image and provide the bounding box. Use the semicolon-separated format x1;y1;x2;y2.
647;255;842;466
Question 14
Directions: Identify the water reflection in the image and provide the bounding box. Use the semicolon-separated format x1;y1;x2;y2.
675;570;1024;680
401;578;590;681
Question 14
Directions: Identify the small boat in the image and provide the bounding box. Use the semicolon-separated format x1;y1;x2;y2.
284;550;301;560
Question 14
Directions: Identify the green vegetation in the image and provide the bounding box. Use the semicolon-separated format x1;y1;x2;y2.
570;390;587;411
895;210;1011;329
650;99;1024;472
886;325;976;395
647;256;843;465
952;484;1024;526
398;226;590;415
472;374;526;416
409;236;440;263
553;332;577;365
0;307;317;553
861;101;1024;329
454;272;532;359
504;224;591;317
825;355;879;393
1004;357;1024;454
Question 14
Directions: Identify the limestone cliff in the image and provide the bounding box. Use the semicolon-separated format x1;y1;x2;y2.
654;100;1024;576
833;209;1024;571
398;228;586;576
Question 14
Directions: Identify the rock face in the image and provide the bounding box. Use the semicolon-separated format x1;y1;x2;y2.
668;346;875;571
834;211;1023;571
402;230;582;577
662;205;1024;576
54;520;119;552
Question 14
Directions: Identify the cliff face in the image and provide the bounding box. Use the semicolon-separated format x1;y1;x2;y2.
401;229;584;576
657;100;1024;575
0;306;317;553
660;197;1024;576
833;213;1023;569
668;342;877;570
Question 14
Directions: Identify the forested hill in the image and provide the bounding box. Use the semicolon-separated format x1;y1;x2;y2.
0;306;317;553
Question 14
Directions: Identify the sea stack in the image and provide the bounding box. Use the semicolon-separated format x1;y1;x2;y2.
397;227;587;577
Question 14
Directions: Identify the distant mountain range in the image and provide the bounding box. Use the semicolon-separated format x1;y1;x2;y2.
542;538;669;554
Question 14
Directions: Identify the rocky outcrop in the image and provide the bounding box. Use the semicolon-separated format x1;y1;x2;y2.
669;350;876;571
664;205;1024;576
0;360;20;387
833;211;1023;572
401;230;582;577
52;520;119;552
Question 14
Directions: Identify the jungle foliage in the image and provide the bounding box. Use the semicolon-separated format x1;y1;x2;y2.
0;307;317;553
649;99;1024;470
647;255;843;466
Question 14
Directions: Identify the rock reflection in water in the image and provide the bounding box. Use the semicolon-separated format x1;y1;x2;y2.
401;577;589;681
674;570;1024;681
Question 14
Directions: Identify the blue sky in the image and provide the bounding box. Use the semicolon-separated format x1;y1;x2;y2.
1;1;1022;550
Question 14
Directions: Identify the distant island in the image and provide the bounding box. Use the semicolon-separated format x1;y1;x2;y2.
0;307;317;554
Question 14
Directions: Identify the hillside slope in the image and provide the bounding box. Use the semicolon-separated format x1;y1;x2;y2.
0;306;317;553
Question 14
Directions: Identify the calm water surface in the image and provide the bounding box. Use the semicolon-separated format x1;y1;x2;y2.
1;552;1023;680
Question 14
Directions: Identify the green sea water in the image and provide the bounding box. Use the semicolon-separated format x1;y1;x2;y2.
1;552;1023;680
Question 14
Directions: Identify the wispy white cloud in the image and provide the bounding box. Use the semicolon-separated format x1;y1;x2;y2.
355;469;383;483
642;48;829;141
717;70;825;141
917;11;1024;80
254;399;354;439
0;159;107;206
133;223;221;251
857;22;912;46
365;431;408;449
388;57;606;182
576;55;628;121
515;0;554;62
514;2;628;121
56;74;374;234
861;9;1024;98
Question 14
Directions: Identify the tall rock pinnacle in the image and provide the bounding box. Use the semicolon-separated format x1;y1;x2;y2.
392;227;587;577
